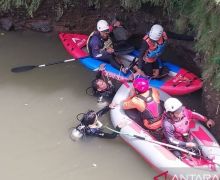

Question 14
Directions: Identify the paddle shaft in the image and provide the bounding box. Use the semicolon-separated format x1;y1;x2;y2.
105;126;196;156
37;58;76;68
11;58;78;73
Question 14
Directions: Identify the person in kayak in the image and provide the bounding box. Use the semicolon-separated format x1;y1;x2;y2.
135;24;168;78
162;98;215;157
122;77;164;130
87;19;128;73
71;103;128;140
110;18;134;55
91;64;116;103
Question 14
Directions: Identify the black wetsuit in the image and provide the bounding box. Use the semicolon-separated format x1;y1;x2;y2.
95;71;116;102
84;105;121;139
85;126;120;139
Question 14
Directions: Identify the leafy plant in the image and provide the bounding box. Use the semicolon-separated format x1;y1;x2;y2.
0;0;42;16
27;0;42;17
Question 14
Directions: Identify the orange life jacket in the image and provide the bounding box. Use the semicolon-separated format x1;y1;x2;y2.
143;32;168;63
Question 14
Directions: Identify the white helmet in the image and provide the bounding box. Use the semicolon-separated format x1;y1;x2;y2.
97;20;109;32
149;24;163;41
164;98;183;112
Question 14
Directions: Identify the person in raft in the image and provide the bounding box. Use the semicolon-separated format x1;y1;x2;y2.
122;77;164;131
87;19;128;73
135;24;168;78
71;103;128;140
162;97;215;157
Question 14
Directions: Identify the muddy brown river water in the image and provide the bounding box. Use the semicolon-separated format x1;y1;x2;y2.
0;31;161;180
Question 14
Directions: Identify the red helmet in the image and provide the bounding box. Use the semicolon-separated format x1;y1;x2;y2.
133;78;149;93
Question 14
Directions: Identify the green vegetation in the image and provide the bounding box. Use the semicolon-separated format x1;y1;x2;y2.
120;0;220;89
0;0;42;17
0;0;100;17
182;0;220;89
0;0;219;89
122;0;220;89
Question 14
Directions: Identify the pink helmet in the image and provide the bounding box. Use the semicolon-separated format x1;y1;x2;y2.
133;78;149;93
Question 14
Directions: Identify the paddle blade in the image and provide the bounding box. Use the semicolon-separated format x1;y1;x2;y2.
11;65;37;73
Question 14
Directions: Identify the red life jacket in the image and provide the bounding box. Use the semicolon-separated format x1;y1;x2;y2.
137;88;163;130
143;32;168;63
172;107;192;140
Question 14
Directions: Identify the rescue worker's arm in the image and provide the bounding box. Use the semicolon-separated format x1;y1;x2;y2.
98;64;114;86
96;70;112;87
90;36;109;58
92;126;121;139
122;97;145;112
137;40;149;69
187;109;215;128
189;110;207;122
96;105;111;117
151;88;160;104
122;98;136;110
